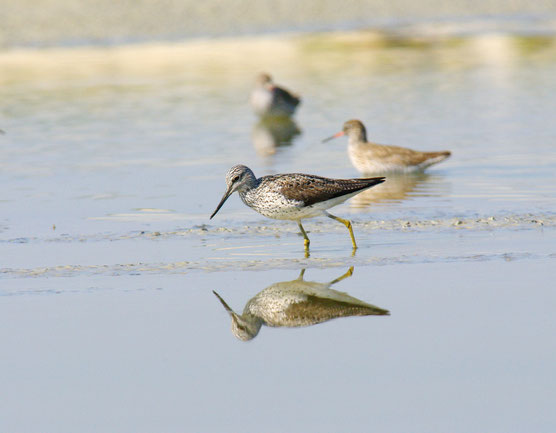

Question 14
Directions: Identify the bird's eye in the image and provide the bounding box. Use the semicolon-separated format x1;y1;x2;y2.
231;176;240;183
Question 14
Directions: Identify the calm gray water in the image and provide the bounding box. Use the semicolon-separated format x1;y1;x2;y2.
1;32;555;432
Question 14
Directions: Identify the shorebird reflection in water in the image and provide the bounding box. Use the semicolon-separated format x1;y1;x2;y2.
350;172;431;208
210;165;385;251
213;268;389;341
324;119;451;174
252;116;301;156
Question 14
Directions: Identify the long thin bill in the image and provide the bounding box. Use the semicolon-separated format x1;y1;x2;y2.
322;131;345;143
210;188;232;219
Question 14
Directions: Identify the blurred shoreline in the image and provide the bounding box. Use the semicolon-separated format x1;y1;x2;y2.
1;0;556;50
1;29;555;66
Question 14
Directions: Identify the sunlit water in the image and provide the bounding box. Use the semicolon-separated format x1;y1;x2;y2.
1;32;555;433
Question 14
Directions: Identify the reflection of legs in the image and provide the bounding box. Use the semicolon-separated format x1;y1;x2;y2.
330;266;354;285
297;221;310;248
325;212;357;249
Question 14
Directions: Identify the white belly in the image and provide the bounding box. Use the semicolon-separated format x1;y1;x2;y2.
250;88;273;116
241;189;359;221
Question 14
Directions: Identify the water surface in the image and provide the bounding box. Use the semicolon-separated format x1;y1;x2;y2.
1;32;555;432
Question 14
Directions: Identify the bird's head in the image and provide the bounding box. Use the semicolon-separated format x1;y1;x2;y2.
210;165;257;219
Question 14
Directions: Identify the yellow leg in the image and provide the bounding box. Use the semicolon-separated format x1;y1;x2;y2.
330;266;354;285
325;212;357;250
297;221;310;249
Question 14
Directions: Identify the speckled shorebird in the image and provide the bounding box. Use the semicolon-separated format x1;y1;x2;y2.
210;165;385;250
250;73;301;117
323;119;451;174
213;268;389;341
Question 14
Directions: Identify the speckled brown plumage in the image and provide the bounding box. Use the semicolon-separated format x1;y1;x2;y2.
283;294;389;325
213;268;389;341
210;165;385;249
267;174;385;207
211;165;384;220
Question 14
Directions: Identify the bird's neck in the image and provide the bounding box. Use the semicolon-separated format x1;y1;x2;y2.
237;178;261;212
348;129;367;145
233;313;263;340
238;176;260;195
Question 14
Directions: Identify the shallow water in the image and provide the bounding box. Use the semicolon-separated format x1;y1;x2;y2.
1;32;556;432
